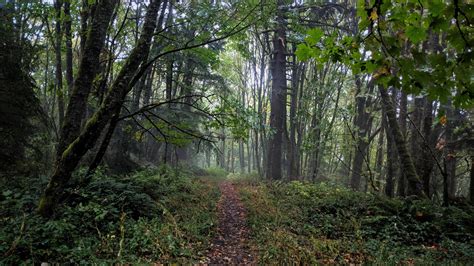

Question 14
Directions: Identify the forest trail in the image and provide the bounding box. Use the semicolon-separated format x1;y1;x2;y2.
205;181;255;264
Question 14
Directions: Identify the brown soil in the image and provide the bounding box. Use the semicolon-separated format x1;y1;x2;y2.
204;181;255;265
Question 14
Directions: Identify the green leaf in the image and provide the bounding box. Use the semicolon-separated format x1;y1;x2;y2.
405;25;427;44
428;0;444;17
295;44;312;61
305;28;324;46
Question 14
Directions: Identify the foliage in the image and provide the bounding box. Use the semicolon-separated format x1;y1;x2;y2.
239;181;474;264
296;0;474;107
0;168;220;264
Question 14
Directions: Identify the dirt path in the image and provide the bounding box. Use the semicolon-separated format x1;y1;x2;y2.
205;181;255;265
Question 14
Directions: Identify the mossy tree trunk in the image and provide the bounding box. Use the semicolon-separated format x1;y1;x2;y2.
379;86;424;197
56;0;118;157
38;0;161;217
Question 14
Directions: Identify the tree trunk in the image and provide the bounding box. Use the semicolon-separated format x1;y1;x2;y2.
56;0;118;156
64;0;73;96
350;78;374;190
220;129;226;169
420;99;435;196
410;97;425;184
38;0;160;217
86;114;120;177
266;0;286;180
230;140;235;173
247;139;251;173
379;86;424;197
384;111;395;198
470;155;474;204
176;58;195;163
310;113;321;180
375;111;385;191
397;91;407;196
54;0;65;128
445;104;457;199
239;140;245;173
288;53;299;179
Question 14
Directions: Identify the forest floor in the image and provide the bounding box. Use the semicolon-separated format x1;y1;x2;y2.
1;168;473;264
204;181;255;264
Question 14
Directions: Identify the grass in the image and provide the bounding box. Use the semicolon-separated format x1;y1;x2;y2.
237;179;474;264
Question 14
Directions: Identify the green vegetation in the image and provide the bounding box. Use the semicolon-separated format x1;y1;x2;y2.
1;0;473;263
1;167;221;264
239;179;474;264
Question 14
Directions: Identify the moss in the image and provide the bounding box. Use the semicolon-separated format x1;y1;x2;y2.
37;195;54;217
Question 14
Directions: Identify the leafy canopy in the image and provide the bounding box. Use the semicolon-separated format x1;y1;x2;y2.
296;0;474;107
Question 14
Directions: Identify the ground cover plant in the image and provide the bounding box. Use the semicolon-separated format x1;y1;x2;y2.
1;167;220;264
238;179;474;264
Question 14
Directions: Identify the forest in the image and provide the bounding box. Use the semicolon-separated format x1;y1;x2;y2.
0;0;473;264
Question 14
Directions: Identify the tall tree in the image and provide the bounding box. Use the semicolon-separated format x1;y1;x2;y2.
266;0;287;180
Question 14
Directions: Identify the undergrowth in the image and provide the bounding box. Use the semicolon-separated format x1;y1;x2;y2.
0;166;221;264
238;180;474;264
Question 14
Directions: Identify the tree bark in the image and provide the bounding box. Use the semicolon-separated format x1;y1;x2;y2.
288;52;299;179
410;97;424;181
384;111;395;198
420;99;435;196
375;110;385;191
64;0;73;96
54;0;65;128
350;78;374;190
470;155;474;204
379;86;424;197
266;0;287;180
445;104;457;199
397;91;407;196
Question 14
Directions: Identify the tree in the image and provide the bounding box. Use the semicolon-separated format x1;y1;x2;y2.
38;0;161;216
266;0;287;180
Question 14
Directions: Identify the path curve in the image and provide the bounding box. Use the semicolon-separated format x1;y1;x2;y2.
205;181;254;264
